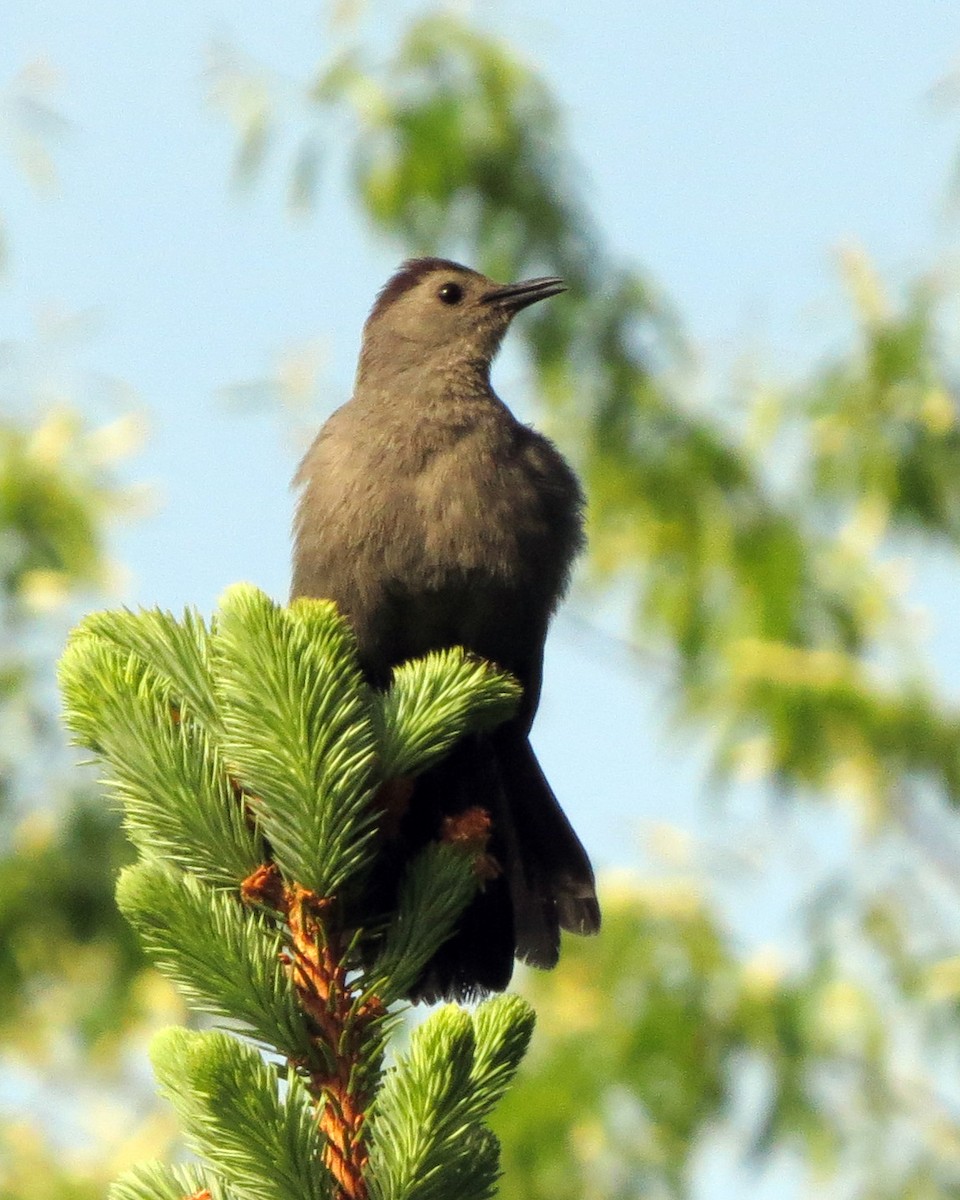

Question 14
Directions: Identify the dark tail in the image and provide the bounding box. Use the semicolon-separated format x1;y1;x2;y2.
408;724;600;1002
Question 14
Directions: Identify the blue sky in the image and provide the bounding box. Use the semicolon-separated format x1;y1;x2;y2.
3;0;960;937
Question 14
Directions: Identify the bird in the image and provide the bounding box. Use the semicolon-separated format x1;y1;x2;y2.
291;257;599;1000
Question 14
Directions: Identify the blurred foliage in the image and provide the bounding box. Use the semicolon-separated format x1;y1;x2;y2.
0;405;138;826
0;374;157;1187
0;410;121;606
0;61;67;272
500;881;960;1200
0;798;140;1049
806;250;960;540
0;1122;106;1200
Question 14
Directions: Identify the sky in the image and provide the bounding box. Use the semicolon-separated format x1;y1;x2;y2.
3;0;960;946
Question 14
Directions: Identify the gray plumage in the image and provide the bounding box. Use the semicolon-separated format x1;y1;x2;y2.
292;257;599;999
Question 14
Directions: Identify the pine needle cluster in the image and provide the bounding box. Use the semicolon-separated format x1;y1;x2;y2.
59;584;535;1200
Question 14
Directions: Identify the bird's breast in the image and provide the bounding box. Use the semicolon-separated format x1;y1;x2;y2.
407;433;555;583
293;401;582;656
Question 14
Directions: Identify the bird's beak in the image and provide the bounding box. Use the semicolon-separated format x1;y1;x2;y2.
480;275;567;311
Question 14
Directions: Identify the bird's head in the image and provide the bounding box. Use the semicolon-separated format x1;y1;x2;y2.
356;257;565;387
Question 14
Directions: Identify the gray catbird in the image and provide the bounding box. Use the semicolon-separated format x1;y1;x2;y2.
291;257;599;999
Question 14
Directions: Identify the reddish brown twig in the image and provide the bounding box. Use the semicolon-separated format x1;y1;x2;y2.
243;865;383;1200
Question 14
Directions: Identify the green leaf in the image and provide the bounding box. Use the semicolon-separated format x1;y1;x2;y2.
109;1161;232;1200
467;995;536;1120
371;842;478;1003
59;633;262;883
367;1005;476;1200
367;998;529;1200
374;647;520;780
213;584;379;895
117;862;312;1059
151;1027;330;1200
71;605;219;731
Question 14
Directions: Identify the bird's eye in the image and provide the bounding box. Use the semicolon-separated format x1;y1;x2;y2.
437;282;463;305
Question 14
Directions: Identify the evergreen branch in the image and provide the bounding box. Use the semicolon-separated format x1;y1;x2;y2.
74;605;219;731
366;1005;475;1200
214;585;379;895
463;994;536;1122
151;1027;331;1200
241;869;385;1200
371;843;480;1003
116;861;313;1059
379;1128;500;1200
58;632;120;753
59;635;262;884
61;590;532;1199
290;886;374;1200
109;1162;232;1200
374;648;521;780
366;998;535;1200
365;1007;482;1200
